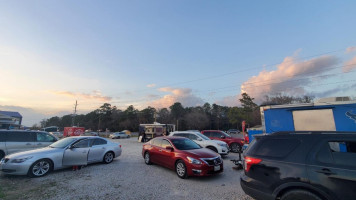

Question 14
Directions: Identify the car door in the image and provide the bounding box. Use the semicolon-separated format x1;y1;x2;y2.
307;137;356;200
35;132;57;148
62;139;91;166
5;131;35;154
88;138;107;163
158;139;175;169
149;138;162;164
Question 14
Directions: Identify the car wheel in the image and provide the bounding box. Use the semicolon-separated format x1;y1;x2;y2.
28;159;52;178
230;143;242;153
103;152;114;164
117;136;121;139
281;189;322;200
144;152;152;165
176;160;188;179
127;135;131;138
207;146;218;153
0;151;5;160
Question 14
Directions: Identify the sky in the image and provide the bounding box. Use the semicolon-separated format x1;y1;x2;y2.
1;0;356;126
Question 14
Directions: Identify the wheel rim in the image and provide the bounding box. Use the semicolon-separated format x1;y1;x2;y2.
32;161;50;176
145;153;150;163
176;163;185;177
105;153;113;162
231;144;240;153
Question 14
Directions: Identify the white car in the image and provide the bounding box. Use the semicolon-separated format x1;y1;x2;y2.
169;131;229;155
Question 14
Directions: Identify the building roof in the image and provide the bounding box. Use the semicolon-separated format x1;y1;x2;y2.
0;111;22;118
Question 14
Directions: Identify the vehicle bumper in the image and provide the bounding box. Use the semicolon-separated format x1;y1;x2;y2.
0;159;32;175
240;174;274;200
217;146;229;155
188;163;224;177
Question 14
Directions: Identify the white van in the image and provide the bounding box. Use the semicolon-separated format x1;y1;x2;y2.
0;130;58;159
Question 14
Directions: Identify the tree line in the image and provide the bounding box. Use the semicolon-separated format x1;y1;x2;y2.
36;93;313;132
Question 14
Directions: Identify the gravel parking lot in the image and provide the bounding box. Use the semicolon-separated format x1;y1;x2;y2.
0;137;252;200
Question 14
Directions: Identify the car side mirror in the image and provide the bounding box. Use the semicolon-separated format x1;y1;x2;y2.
221;135;226;139
197;138;202;141
166;146;174;152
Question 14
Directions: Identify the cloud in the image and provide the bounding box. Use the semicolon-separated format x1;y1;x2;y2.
312;83;356;98
241;54;339;103
149;87;204;108
343;56;356;73
146;84;156;88
52;90;112;101
346;46;356;54
215;95;240;107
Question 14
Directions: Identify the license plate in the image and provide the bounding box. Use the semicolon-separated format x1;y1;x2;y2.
214;165;220;171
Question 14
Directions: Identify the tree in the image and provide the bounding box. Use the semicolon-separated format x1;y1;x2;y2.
239;93;259;127
262;94;314;105
185;111;209;130
228;107;244;129
156;108;171;124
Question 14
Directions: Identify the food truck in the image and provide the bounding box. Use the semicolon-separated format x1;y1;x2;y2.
63;127;85;137
138;122;175;142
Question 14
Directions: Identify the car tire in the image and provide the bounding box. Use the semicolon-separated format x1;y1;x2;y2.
207;146;218;153
117;136;121;139
144;152;152;165
28;159;52;178
176;160;188;179
0;150;5;160
103;152;114;164
230;143;242;153
281;189;322;200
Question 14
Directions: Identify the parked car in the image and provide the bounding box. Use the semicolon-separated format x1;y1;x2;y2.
201;130;244;153
169;131;229;155
81;132;99;136
142;136;223;179
241;131;356;200
227;129;240;134
0;136;122;177
109;132;130;139
0;130;58;159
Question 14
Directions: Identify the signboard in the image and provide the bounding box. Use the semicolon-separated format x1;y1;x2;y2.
63;127;85;137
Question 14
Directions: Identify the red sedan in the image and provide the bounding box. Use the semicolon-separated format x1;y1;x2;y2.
142;136;223;179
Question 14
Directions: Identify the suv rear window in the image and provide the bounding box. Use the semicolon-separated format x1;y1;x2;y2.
249;138;300;158
7;131;35;142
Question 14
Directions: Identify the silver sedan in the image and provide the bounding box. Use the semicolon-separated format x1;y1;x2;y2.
0;136;122;177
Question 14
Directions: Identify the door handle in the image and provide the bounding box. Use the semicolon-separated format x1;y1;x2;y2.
315;169;337;175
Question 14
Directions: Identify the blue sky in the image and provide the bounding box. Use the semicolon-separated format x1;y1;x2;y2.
1;1;356;125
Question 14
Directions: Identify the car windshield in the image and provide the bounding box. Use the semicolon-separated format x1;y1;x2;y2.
49;137;77;148
196;133;210;140
222;132;231;137
171;138;201;150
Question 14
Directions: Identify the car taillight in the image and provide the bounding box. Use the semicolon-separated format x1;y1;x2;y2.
244;156;262;172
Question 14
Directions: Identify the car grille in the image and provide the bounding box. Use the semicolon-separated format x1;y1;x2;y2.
201;157;222;166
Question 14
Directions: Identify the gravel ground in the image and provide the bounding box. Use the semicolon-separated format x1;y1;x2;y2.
0;137;253;200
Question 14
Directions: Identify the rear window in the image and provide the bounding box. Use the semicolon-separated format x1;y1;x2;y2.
248;138;300;158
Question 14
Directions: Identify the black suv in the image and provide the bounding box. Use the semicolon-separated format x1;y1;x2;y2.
241;131;356;200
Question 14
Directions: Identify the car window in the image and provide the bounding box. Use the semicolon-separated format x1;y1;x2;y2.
328;141;356;167
196;133;210;140
151;138;161;147
187;134;198;140
0;132;6;142
203;132;211;137
37;132;56;142
7;131;35;142
253;139;300;158
161;139;172;148
316;142;334;164
93;138;107;146
212;132;222;137
73;139;91;148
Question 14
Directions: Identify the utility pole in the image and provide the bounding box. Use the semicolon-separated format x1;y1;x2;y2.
72;100;78;127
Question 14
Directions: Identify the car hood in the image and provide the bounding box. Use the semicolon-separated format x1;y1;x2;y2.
6;147;60;158
184;148;219;158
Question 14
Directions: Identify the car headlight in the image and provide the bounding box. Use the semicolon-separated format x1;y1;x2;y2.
218;143;225;147
187;156;202;165
11;156;33;163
